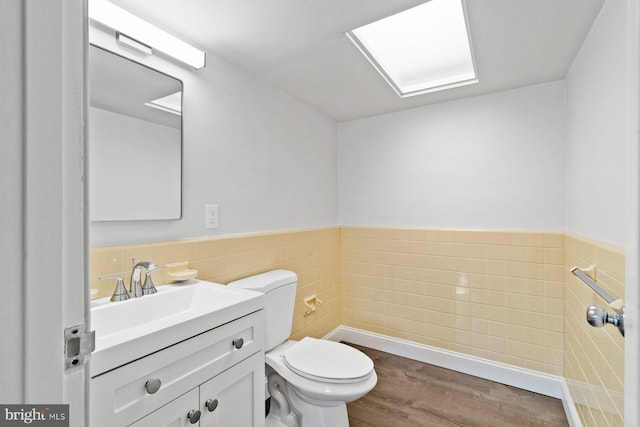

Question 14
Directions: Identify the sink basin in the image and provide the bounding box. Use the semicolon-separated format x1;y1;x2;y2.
90;279;263;377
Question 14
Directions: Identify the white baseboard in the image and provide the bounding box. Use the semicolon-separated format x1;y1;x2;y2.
561;378;584;427
323;325;582;427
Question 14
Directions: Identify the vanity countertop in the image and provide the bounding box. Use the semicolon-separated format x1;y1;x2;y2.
90;279;264;377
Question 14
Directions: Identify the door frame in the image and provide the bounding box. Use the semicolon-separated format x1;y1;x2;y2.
624;0;640;426
625;0;640;425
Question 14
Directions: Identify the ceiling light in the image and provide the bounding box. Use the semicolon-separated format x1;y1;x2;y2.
89;0;206;69
347;0;478;97
145;91;182;116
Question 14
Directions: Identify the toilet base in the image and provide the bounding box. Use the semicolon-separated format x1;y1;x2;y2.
266;412;293;427
267;370;350;427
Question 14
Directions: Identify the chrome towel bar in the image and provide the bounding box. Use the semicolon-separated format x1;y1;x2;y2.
570;267;615;304
570;266;625;337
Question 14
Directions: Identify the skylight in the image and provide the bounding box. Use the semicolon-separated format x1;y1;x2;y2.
144;91;182;116
347;0;478;98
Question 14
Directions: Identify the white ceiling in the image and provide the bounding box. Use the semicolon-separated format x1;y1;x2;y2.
109;0;605;121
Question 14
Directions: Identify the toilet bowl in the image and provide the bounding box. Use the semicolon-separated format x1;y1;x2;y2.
228;270;377;427
269;338;377;401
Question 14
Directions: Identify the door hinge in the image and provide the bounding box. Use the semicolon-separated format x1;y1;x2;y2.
64;324;95;371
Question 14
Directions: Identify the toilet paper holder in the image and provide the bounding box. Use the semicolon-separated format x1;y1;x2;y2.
303;295;323;315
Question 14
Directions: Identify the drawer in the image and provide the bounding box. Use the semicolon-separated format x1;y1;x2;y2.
92;310;264;427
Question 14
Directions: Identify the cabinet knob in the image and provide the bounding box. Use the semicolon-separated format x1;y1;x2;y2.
144;378;161;394
187;409;201;424
205;398;219;412
232;337;244;349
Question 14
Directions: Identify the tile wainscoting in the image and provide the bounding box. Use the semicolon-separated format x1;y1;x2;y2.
90;227;341;340
341;227;566;376
90;226;625;426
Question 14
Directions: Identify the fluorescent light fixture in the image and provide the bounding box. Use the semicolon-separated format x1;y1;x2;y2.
89;0;206;69
145;91;182;116
347;0;478;97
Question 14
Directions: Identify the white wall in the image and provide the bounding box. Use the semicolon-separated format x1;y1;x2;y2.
337;81;566;231
565;0;627;248
90;28;337;246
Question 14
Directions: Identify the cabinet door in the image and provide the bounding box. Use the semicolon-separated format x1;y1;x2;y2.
199;352;265;427
129;388;201;427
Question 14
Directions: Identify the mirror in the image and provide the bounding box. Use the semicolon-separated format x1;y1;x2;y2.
88;45;183;221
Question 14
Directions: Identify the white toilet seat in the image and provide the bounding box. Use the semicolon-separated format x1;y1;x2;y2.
283;337;374;384
266;340;377;404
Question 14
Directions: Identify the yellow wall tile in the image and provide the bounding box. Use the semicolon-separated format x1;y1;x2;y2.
523;263;544;280
564;233;624;426
523;233;545;247
544;233;564;248
545;248;564;265
487;245;506;260
505;292;524;310
523;247;545;263
486;232;508;245
504;232;525;246
339;228;571;377
91;227;341;340
91;226;626;427
467;230;488;244
505;245;524;261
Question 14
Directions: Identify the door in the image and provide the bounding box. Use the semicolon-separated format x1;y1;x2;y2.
0;1;89;426
199;353;265;427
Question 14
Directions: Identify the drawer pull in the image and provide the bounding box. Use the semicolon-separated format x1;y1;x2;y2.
205;398;219;412
232;338;244;349
144;378;161;394
187;409;201;424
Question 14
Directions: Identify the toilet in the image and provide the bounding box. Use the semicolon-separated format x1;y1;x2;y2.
228;270;377;427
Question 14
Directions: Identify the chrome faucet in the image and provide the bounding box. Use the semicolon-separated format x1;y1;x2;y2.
130;261;158;298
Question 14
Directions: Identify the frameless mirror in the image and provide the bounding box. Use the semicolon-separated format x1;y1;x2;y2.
89;45;183;221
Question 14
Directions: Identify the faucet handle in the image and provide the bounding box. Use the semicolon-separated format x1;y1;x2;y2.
99;276;130;302
142;270;159;295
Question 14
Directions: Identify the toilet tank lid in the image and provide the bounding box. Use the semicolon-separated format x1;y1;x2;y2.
227;270;297;293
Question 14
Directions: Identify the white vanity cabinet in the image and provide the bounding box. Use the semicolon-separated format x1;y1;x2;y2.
130;353;263;427
91;310;265;427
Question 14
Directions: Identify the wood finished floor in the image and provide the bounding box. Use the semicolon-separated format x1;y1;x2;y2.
345;343;568;427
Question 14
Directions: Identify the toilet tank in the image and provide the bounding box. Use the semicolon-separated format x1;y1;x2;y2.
228;270;297;352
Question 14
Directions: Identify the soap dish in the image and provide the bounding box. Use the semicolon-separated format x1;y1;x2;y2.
164;261;198;283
